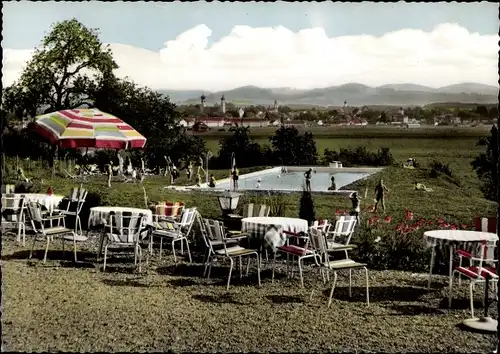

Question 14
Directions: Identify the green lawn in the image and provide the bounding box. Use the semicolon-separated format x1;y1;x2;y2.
2;127;498;352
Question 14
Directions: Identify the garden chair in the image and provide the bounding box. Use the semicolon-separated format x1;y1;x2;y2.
243;203;271;218
309;227;370;307
326;216;357;257
198;214;240;275
457;217;496;285
54;187;88;236
101;211;148;272
150;207;197;263
449;240;498;318
63;169;77;179
26;201;87;263
1;194;27;246
312;219;331;234
203;219;261;290
271;229;316;288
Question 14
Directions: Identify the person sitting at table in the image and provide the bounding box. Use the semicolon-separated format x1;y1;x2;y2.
208;174;216;188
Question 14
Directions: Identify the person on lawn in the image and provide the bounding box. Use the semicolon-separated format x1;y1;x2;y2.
195;171;201;187
373;179;389;212
414;181;433;192
208;174;216;188
186;161;193;181
349;191;362;221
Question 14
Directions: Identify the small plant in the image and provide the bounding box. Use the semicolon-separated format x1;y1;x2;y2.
265;191;287;217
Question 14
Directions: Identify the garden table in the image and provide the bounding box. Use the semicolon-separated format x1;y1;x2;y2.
89;206;153;256
424;230;498;291
16;193;64;213
241;216;309;253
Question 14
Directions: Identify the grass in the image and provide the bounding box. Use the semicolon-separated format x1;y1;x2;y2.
2;128;498;352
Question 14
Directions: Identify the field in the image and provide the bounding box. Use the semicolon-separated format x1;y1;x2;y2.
2;126;498;352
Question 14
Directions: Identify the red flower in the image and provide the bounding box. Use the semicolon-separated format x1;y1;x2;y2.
442;223;450;228
335;209;341;216
384;216;392;223
437;218;444;224
405;210;414;221
450;225;457;230
461;224;468;229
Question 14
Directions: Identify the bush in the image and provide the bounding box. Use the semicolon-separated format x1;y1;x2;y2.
323;146;394;167
429;161;453;178
298;189;316;226
264;192;287;217
269;126;318;166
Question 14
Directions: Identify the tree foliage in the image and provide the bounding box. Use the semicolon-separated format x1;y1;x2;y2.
213;125;264;168
269;126;318;165
4;18;117;118
471;125;499;201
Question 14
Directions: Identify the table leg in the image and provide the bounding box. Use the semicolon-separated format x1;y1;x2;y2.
97;229;105;259
448;244;454;308
427;244;436;289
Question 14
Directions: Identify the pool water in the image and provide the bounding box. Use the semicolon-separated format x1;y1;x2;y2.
216;171;371;192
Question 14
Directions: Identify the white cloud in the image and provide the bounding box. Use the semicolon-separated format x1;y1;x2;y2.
2;23;498;91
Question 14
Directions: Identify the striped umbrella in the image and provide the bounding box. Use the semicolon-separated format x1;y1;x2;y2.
32;108;147;149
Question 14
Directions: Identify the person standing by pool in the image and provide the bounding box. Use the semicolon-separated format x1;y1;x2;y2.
231;165;239;190
328;175;337;191
349;191;362;221
186;160;193;181
196;156;205;177
304;168;313;192
208;174;216;188
373;179;389;212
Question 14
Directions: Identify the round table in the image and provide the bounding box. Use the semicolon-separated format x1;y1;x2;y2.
424;230;498;290
242;216;309;252
88;206;153;227
17;193;65;213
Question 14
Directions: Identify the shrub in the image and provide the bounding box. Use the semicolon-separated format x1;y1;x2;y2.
298;189;316;226
429;161;453;178
323;146;394;167
265;191;287;217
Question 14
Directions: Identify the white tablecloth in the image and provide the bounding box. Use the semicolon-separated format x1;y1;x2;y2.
88;206;153;227
242;216;309;251
17;193;64;213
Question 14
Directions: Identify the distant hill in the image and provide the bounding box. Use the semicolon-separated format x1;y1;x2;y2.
159;82;498;107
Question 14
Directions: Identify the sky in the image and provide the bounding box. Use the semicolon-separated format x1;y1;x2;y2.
2;1;499;91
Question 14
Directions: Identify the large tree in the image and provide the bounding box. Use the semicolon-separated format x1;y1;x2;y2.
269;125;318;165
471;125;499;202
4;18;117;118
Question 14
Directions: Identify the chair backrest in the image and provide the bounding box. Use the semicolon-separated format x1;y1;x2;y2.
178;207;198;236
308;227;328;254
312;219;331;234
329;216;357;245
475;240;497;275
155;201;185;218
107;211;147;243
244;203;270;218
26;201;44;232
1;194;25;222
474;217;497;260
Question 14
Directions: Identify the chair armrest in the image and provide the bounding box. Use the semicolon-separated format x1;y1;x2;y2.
456;249;472;258
42;214;66;221
328;244;358;252
283;230;308;240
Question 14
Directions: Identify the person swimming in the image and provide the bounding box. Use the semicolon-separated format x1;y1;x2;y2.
304;168;312;192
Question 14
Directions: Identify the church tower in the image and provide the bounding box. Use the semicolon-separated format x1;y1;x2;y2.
221;95;226;114
273;99;279;112
200;94;206;113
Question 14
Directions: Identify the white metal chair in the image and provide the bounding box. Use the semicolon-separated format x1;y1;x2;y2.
101;211;148;272
243;203;271;218
326;216;357;256
150;207;197;263
272;229;316;288
449;240;498;318
203;219;261;290
55;187;88;236
309;227;370;307
1;194;27;246
26;201;86;263
312;219;331;234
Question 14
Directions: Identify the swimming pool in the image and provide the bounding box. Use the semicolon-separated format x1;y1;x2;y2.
192;166;381;194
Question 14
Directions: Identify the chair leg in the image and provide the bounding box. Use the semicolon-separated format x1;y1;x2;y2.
239;256;243;279
184;238;192;262
29;234;38;259
349;269;352;298
328;272;338;308
246;257;251;276
458;257;462;286
470;282;475;318
227;257;234;290
159;238;163;260
448;271;454;309
43;236;50;264
62;237;66;260
72;233;78;262
271;252;277;283
103;245;109;272
208;257;215;279
364;267;370;306
171;239;177;263
298;257;304;288
137;245;142;273
256;253;261;287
